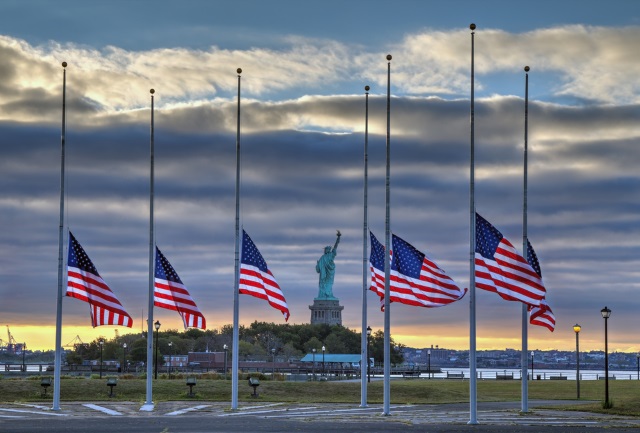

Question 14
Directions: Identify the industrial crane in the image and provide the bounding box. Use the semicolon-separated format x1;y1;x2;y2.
6;326;17;354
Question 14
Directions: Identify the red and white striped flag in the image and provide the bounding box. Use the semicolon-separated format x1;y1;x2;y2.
524;239;555;331
66;232;133;327
369;231;386;308
369;231;466;310
154;246;206;329
239;230;290;321
529;299;555;332
475;213;546;306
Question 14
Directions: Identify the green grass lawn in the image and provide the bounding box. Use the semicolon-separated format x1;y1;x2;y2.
1;375;638;417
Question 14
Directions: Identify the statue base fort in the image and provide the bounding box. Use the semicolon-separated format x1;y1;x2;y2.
309;298;344;326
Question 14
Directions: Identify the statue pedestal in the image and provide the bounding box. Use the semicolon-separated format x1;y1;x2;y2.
309;299;343;326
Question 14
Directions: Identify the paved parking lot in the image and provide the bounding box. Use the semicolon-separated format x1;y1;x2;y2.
1;399;640;431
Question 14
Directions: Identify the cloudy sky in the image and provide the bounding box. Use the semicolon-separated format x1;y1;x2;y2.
1;0;639;353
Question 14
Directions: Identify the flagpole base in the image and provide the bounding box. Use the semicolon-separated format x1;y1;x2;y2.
139;403;155;412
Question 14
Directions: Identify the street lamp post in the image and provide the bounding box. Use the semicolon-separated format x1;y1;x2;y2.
168;341;173;375
601;306;611;408
427;350;431;379
322;346;326;376
531;351;534;381
573;324;581;399
312;348;316;380
223;344;228;380
99;339;104;379
366;326;372;383
122;343;127;374
22;343;26;373
272;348;276;376
154;320;161;380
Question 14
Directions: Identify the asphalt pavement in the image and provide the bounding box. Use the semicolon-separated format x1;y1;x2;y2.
1;400;639;432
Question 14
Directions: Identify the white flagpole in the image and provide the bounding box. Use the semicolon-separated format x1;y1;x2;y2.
231;68;242;410
142;88;156;411
521;65;531;413
383;54;392;416
360;85;370;408
52;61;67;411
468;23;479;425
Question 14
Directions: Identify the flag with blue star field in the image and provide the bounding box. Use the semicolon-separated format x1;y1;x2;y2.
66;231;133;327
525;239;555;331
369;231;466;310
239;230;290;321
390;233;466;308
475;213;546;306
154;246;206;329
368;231;386;309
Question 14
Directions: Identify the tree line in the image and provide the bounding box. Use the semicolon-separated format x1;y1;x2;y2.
64;322;405;366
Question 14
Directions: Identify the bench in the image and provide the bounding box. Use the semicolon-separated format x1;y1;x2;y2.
248;377;260;398
598;375;616;380
186;376;197;397
106;378;117;397
402;371;420;378
550;375;567;380
496;373;514;380
40;377;52;396
447;372;465;379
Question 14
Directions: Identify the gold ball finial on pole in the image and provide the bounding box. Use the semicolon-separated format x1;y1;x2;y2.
61;61;67;68
237;68;242;74
386;54;392;61
470;23;476;30
150;89;155;94
524;66;530;72
365;85;370;91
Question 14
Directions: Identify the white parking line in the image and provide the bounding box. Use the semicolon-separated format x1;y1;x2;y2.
219;406;317;417
0;408;67;417
263;405;414;418
14;403;51;410
165;405;211;416
238;403;284;411
82;404;123;416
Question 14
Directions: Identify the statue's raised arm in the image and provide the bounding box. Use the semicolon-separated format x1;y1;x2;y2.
333;230;341;252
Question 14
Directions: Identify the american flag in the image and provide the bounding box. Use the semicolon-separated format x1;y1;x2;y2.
369;231;466;309
239;230;290;321
475;213;546;306
154;246;206;329
529;299;556;332
390;234;466;307
526;239;555;332
369;231;386;308
66;232;133;327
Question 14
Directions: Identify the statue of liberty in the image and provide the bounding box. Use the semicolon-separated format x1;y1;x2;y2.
315;230;341;300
